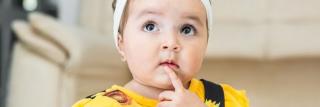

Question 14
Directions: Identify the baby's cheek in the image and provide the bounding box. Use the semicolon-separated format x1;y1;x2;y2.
181;51;203;79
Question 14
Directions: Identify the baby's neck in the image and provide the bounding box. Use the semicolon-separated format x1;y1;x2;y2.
124;80;169;100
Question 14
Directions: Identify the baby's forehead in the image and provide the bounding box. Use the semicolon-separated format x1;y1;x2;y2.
129;0;206;12
127;0;207;21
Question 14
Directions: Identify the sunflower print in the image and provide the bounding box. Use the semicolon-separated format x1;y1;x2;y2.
205;99;220;107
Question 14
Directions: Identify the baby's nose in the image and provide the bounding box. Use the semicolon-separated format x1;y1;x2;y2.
161;32;181;52
161;43;181;52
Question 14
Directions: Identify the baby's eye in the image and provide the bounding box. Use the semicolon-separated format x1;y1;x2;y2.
181;24;196;36
143;23;159;32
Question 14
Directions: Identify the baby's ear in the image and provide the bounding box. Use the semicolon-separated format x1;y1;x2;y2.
117;34;126;61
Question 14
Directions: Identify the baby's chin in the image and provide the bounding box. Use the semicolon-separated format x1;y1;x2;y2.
149;76;175;90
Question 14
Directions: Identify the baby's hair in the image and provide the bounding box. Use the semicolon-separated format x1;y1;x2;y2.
112;0;117;12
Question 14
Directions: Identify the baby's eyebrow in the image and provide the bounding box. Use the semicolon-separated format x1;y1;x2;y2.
183;15;204;27
136;9;163;19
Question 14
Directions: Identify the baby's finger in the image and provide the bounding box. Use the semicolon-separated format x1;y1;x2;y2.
158;91;175;102
164;66;184;92
157;101;171;107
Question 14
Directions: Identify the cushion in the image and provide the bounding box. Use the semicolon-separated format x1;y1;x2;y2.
11;20;66;65
28;12;125;74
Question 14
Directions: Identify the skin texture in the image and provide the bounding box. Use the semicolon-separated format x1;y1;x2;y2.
116;0;208;106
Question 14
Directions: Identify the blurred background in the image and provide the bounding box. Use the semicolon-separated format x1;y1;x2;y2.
1;0;320;107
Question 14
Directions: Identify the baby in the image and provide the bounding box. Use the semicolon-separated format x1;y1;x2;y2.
73;0;249;107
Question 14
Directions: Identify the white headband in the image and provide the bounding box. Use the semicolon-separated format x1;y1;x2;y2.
113;0;213;48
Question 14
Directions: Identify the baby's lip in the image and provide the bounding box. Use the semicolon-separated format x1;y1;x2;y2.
159;60;180;70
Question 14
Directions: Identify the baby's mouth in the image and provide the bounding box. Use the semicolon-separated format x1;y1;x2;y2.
159;60;180;70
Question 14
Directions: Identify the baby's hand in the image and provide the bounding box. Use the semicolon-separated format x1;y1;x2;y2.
157;66;207;107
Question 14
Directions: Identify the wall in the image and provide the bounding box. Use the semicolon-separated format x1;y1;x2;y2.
199;59;320;107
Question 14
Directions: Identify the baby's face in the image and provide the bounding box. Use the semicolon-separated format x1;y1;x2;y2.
118;0;208;89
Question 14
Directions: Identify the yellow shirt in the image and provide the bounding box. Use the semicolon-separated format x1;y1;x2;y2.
73;79;249;107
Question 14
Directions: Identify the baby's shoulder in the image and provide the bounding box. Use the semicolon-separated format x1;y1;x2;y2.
200;79;249;107
72;90;131;107
220;84;250;107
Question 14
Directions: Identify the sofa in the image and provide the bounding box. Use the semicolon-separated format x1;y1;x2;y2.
7;13;130;107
